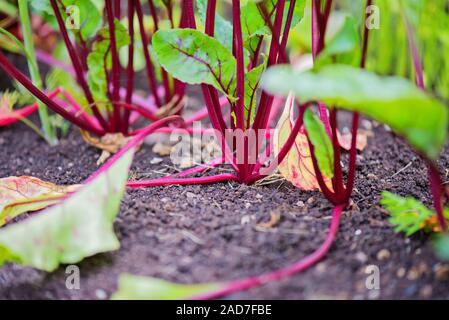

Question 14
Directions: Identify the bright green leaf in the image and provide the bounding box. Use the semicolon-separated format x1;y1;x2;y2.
112;273;223;300
261;64;448;160
381;192;435;236
0;149;134;272
303;109;334;178
87;19;130;107
314;15;360;69
153;28;237;100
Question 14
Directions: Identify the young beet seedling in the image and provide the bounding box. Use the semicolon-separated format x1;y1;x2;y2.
125;0;308;188
0;0;196;139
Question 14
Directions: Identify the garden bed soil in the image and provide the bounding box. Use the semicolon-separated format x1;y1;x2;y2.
1;115;449;300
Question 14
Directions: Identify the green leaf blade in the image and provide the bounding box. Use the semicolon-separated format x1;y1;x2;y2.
303;109;334;178
261;65;448;160
112;274;224;300
0;149;134;272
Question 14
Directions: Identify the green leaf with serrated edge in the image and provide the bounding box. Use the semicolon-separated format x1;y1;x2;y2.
0;149;134;272
87;19;130;108
314;15;360;69
196;0;233;51
111;274;223;300
303;109;334;178
261;65;448;160
153;29;237;100
381;192;434;236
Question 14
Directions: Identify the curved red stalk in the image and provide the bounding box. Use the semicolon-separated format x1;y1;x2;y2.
115;102;160;122
330;108;345;195
193;204;345;300
135;0;163;108
127;174;239;188
0;52;105;135
124;0;135;133
428;164;448;231
85;115;184;183
49;0;108;131
106;0;122;132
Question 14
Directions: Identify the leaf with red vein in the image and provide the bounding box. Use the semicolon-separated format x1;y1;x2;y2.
274;93;332;191
0;176;80;227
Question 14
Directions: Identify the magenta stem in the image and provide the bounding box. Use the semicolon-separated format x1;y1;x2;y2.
127;173;239;188
85;115;184;184
193;204;345;300
135;0;163;108
106;0;122;132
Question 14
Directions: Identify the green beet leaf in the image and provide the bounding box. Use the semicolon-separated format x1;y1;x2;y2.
153;28;237;100
112;273;223;300
303;109;334;178
87;19;130;107
261;64;448;160
0;149;134;272
314;15;360;69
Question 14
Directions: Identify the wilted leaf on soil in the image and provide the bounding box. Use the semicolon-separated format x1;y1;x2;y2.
0;176;80;227
112;274;223;300
0;148;134;271
274;94;333;191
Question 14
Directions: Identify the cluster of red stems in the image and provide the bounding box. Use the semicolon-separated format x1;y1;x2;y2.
0;0;447;299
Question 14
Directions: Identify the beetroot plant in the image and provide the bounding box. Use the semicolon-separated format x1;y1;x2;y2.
0;0;196;139
122;0;308;187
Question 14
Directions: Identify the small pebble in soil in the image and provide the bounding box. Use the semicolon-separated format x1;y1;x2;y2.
367;173;377;179
434;264;449;280
150;157;164;164
355;252;368;263
377;249;391;261
315;262;327;274
420;285;433;298
256;194;263;200
95;289;107;300
354;229;362;236
186;192;196;199
396;267;406;278
245;202;251;209
307;197;315;204
161;197;170;203
407;267;420;280
296;201;305;207
241;215;251;225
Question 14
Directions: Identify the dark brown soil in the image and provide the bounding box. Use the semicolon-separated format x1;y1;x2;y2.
1;113;449;300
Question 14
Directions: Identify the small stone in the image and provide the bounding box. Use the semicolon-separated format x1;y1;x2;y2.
315;262;327;274
241;215;251;225
161;197;170;203
362;120;373;130
307;197;315;204
355;229;362;236
296;201;305;207
24;168;30;174
245;202;251;209
150;157;164;164
355;252;367;263
95;289;107;300
186;192;196;199
434;264;449;280
396;267;406;278
415;248;422;256
407;267;420;280
420;285;433;298
367;173;377;179
68;162;74;168
377;249;391;261
256;194;263;200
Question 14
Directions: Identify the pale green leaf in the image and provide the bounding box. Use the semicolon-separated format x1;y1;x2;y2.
153;28;237;99
0;149;134;272
303;109;334;178
261;64;448;160
112;273;223;300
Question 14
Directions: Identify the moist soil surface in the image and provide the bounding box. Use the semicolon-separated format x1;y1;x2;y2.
1;115;449;300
